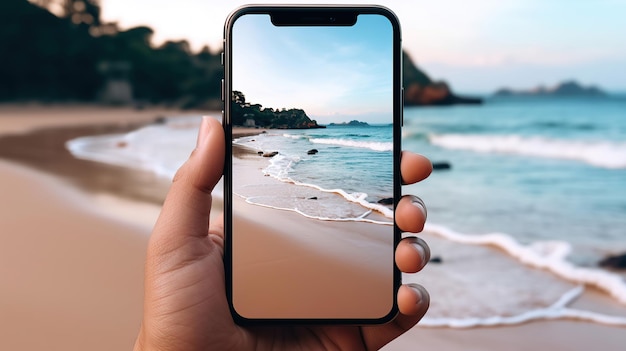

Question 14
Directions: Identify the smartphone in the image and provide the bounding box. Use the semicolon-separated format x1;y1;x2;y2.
223;5;402;324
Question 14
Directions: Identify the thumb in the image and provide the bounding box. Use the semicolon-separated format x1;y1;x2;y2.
152;116;225;244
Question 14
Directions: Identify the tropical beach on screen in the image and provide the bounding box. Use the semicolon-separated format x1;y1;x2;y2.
230;122;398;319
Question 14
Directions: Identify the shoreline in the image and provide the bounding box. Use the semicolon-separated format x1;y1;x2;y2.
230;142;394;319
232;131;394;223
1;106;625;350
0;122;172;205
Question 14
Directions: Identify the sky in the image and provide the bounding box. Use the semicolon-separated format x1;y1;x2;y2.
100;0;626;93
231;14;393;123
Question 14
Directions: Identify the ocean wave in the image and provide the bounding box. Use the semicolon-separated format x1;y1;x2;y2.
401;130;429;140
265;153;393;219
421;285;626;328
428;134;626;169
66;131;185;179
241;194;392;225
66;116;225;198
264;153;301;179
66;134;145;169
309;138;393;152
415;223;626;327
234;133;394;222
254;172;394;222
424;223;626;305
281;133;303;139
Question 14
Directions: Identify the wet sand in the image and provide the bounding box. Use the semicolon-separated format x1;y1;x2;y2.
230;150;395;319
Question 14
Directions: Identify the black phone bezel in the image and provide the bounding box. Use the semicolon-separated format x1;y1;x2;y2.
223;4;403;326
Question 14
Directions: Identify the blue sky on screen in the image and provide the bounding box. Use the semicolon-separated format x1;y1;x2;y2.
232;14;393;124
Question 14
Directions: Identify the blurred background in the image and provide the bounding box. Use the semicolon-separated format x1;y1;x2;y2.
1;1;625;350
3;0;626;105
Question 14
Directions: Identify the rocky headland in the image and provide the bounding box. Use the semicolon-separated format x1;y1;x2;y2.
231;91;324;129
403;51;483;106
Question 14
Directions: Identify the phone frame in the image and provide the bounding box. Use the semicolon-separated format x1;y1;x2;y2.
223;4;403;325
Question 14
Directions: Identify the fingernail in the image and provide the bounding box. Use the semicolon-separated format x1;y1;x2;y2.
411;196;427;219
412;241;429;268
196;116;212;148
408;283;429;308
406;236;430;268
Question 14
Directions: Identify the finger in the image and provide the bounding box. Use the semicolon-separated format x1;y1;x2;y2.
395;195;427;233
361;284;429;350
395;236;430;273
401;151;432;185
152;116;225;243
208;214;225;253
398;283;430;316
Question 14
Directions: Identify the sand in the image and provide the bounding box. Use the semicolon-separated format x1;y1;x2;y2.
0;105;185;351
1;105;625;351
230;147;395;320
0;159;149;351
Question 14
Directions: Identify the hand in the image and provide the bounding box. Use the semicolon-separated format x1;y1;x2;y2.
134;116;433;351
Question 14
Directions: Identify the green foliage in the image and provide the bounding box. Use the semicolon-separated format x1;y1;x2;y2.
0;0;222;107
0;0;101;100
2;0;437;108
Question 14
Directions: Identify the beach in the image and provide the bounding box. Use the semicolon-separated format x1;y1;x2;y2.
1;105;625;350
0;105;173;350
230;144;394;319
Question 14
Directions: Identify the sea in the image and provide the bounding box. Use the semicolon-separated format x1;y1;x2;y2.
66;95;626;327
232;124;394;223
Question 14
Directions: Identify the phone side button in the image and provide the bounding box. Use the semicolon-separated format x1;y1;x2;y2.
221;110;225;125
221;79;225;102
221;52;224;66
401;87;404;127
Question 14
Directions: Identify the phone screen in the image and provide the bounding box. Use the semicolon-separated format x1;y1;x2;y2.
225;6;401;322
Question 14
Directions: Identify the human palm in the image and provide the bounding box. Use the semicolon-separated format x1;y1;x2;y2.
135;117;431;351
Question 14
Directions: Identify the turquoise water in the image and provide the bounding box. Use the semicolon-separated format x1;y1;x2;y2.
402;96;626;264
232;124;394;222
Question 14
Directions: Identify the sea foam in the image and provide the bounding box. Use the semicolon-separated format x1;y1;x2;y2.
429;134;626;169
260;154;393;223
420;222;626;325
234;134;394;223
420;285;626;328
424;223;626;305
66;115;225;197
309;138;393;152
67;116;201;178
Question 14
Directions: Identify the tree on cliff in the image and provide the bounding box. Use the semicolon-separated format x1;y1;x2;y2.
1;0;222;107
0;0;101;100
231;91;323;129
3;0;479;107
30;0;101;27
